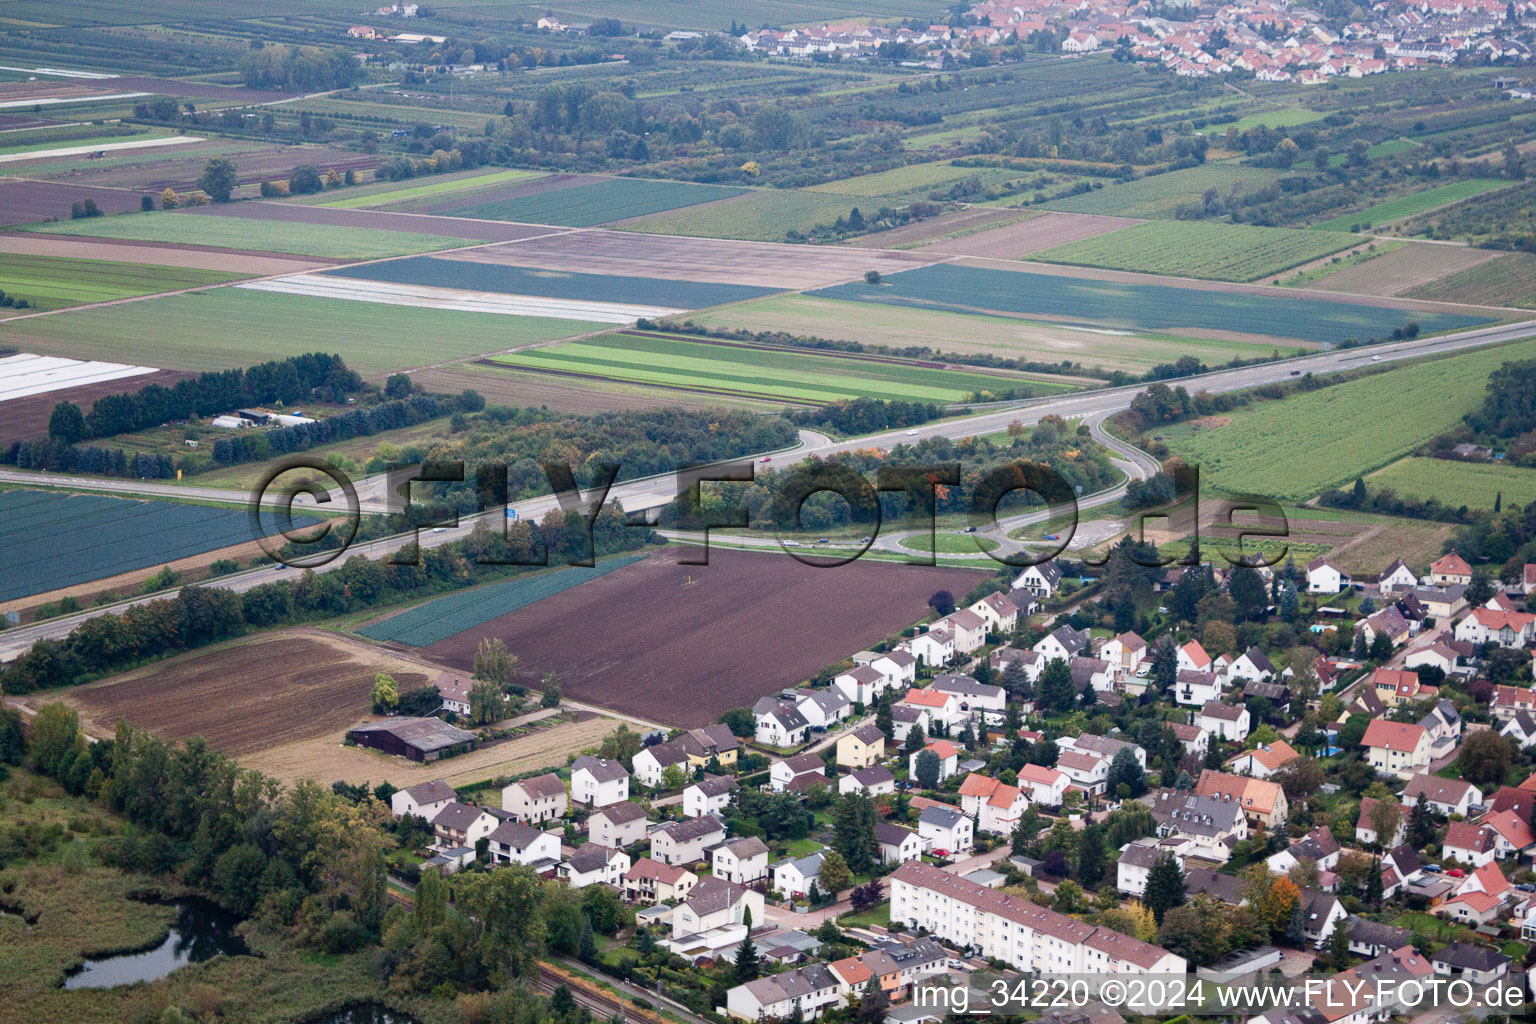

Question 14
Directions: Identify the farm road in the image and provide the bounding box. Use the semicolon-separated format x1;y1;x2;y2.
5;314;1536;665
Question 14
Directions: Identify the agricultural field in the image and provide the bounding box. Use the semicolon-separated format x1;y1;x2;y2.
1030;221;1359;283
1366;457;1536;510
25;209;474;260
0;253;245;313
808;263;1487;345
323;256;782;310
358;555;649;648
1207;107;1326;134
435;176;748;227
1406;252;1536;309
419;547;988;726
1156;337;1536;500
0;366;190;447
0;287;610;375
806;161;1023;201
0;488;319;602
1309;243;1500;298
308;167;546;209
691;293;1302;374
490;330;1075;405
621;188;866;242
1043;165;1282;219
921;211;1140;259
0;178;152;226
1311;178;1509;232
412;361;775;413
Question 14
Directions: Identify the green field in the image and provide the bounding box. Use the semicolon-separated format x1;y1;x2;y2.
1158;338;1536;500
1407;252;1536;308
490;331;1067;405
809;263;1488;345
312;168;545;209
1367;456;1536;509
1311;179;1509;232
1043;165;1282;218
0;287;609;375
692;293;1300;374
1210;107;1326;134
898;532;999;554
435;177;747;227
357;555;647;647
807;161;1020;199
623;189;864;241
26;210;475;259
1032;221;1359;282
0;254;244;312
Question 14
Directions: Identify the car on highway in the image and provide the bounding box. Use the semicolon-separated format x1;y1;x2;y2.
432;527;448;533
784;540;801;547
964;526;978;533
861;536;873;544
816;538;830;544
1289;370;1300;376
1044;533;1059;541
906;429;918;435
761;456;772;462
1371;355;1383;361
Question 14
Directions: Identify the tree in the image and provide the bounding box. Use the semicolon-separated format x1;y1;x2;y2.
578;914;596;961
540;671;561;708
1275;757;1325;801
1254;875;1301;943
468;681;506;725
864;270;882;285
1288;857;1320;890
1459;729;1513;788
661;764;687;791
903;720;927;756
719;707;755;737
48;401;85;444
370;672;398;714
818;849;852;897
928;590;955;616
1283;895;1306;949
1408;799;1434;848
1150;637;1178;693
289;164;324;194
733;909;758;984
1326;919;1351;971
473;637;516;686
1077;823;1108;888
1105;747;1146;798
1144;853;1186;924
914;749;941;789
1038;658;1075;713
1229;566;1267;620
1368;799;1401;848
454;864;545;979
833;793;880;874
197;158;239;203
855;974;891;1023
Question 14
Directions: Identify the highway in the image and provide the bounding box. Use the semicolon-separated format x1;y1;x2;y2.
2;315;1532;663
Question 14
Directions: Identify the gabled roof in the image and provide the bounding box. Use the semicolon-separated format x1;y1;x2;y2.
509;773;566;800
849;722;886;745
876;822;918;846
403;779;456;804
1017;763;1066;787
1464;860;1510;898
567;842;622;873
637;740;690;768
1237;646;1275;674
688;774;737;798
1482;809;1536;850
1431;942;1508;972
625;857;691;884
1403;774;1476;805
433;801;491;831
488;819;546;849
1180;640;1212;667
1113;630;1147;652
592;800;648;824
1194;770;1283;816
1360;719;1425;753
1199;701;1245;722
678;723;738;757
918;804;966;829
654;816;726;843
720;835;769;859
572;754;628;783
1430;552;1472;576
851;764;895;787
1444;822;1496;854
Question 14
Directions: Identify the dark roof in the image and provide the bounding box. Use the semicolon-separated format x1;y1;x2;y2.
433;801;491;831
403;779;456;804
1184;867;1246;905
510;773;565;799
1430;942;1510;972
1239;647;1275;674
488;819;546;849
639;741;690;767
592;801;648;824
852;765;895;787
690;774;737;797
655;816;725;843
567;842;620;873
678;724;738;757
1346;916;1411;948
572;754;628;783
877;822;918;846
851;723;886;745
349;716;475;754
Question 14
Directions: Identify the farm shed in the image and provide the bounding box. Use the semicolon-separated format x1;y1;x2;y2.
347;717;476;762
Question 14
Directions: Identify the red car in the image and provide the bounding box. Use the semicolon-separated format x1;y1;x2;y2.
932;849;949;857
1446;868;1465;877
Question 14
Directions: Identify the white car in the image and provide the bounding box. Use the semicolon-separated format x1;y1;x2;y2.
906;429;919;436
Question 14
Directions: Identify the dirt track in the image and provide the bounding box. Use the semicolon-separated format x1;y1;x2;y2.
419;547;988;727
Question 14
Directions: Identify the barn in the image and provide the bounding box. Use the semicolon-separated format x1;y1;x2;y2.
346;717;476;762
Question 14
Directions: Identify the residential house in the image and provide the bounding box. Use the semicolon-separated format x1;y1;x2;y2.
968;591;1020;634
1176;640;1214;674
929;609;988;655
632;741;691;789
726;963;845;1021
897;688;960;731
1372;667;1437;707
560;843;630;888
1454;608;1536;647
1431;942;1510;984
431;802;500;850
853;649;917;691
1227;740;1300;779
1268;825;1343;875
683;774;737;818
877;822;925;865
1346;917;1412;958
840;764;895;797
770;752;827;793
1380;844;1425;900
1153;792;1247;862
1300;889;1347;945
677;724;739;769
834;665;890;706
795;689;852;730
487;820;561;869
1014;561;1062;599
931;674;1007;721
836;723;886;769
909;739;961;784
1063;733;1146;770
1117;837;1182;896
1070;657;1114;694
623;858;697;905
673;875;764;938
959;774;1028;835
501;773;568;824
1500;710;1536;749
1492;684;1536;721
903;629;954;668
1100;631;1148;680
1056;749;1111;796
1430;552;1473;586
1196;701;1251;742
754;698;811;747
1176;670;1223;707
1435;890;1503;926
1402;775;1483;817
1443;822;1499;867
917;804;973;855
1458;861;1511;901
1016;763;1069;807
650;816;726;867
391;779;456;821
1306;557;1348;594
1355;797;1408;847
1033;624;1090;663
991;647;1043;684
889;861;1187;974
1481;809;1536;859
1361;719;1432;778
1356;607;1411;649
772;852;826;899
1194;770;1288;828
588;801;649;848
1377;559;1418;594
1170;721;1209;760
433;671;476;717
712;836;769;884
1227;647;1276;684
1404;642;1461;675
570;755;629;807
1407;585;1467;620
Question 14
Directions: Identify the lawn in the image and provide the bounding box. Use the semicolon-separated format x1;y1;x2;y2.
25;210;474;259
1158;338;1536;500
436;177;747;227
1042;165;1282;218
1311;179;1509;232
622;189;864;241
0;287;610;375
324;257;781;309
0;253;245;312
490;331;1064;405
808;263;1488;345
1366;456;1536;510
312;168;545;209
692;293;1301;375
1031;221;1359;283
837;900;891;929
898;532;999;554
1407;252;1536;309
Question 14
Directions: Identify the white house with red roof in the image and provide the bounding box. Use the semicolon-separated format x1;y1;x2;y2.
1492;684;1536;721
958;774;1028;835
1444;821;1499;867
1454;607;1536;647
1176;639;1213;674
1016;762;1069;807
1480;809;1536;859
909;739;961;783
1361;720;1432;778
1430;551;1473;586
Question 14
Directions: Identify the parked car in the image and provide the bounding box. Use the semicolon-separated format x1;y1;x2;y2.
963;526;977;533
1422;864;1443;873
1446;868;1465;877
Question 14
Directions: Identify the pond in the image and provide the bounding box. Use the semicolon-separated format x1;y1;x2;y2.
311;1005;422;1024
63;897;250;989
